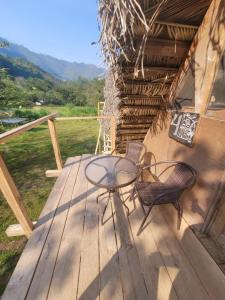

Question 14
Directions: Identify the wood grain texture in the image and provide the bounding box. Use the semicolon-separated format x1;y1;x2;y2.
3;154;225;300
0;113;58;144
0;154;33;238
2;157;74;300
48;119;63;170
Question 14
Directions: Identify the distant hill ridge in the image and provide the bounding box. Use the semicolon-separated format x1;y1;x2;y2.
0;37;104;80
0;54;56;82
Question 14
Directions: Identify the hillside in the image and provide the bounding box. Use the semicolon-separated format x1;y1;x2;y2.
0;54;56;82
0;37;104;80
0;54;104;108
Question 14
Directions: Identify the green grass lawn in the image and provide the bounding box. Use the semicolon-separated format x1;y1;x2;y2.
0;106;99;294
33;104;97;117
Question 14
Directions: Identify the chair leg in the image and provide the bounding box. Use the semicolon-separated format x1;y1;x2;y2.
129;186;137;210
101;193;111;225
96;190;108;204
136;192;146;215
129;186;136;201
174;201;182;229
137;204;153;235
123;201;130;215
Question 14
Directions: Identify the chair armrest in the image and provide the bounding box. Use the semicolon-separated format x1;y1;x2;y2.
141;160;196;181
142;160;184;170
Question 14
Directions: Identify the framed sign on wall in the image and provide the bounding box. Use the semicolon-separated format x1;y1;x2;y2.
169;112;200;146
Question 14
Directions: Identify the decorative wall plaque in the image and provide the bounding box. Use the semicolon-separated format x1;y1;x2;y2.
169;112;200;146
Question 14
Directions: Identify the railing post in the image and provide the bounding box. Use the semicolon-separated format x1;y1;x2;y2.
0;154;33;238
48;118;63;170
110;116;116;151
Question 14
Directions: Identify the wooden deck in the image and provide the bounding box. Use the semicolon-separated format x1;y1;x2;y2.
3;154;225;300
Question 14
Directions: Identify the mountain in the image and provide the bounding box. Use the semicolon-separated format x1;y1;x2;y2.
0;54;56;82
0;37;104;80
0;53;104;109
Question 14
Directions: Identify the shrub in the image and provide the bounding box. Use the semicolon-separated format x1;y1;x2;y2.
13;109;49;121
0;124;6;133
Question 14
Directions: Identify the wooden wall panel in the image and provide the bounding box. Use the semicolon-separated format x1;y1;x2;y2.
143;115;225;232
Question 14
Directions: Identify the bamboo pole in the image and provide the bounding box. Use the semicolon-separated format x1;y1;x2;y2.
110;116;116;151
0;154;33;238
48;119;63;170
95;126;102;155
56;116;111;121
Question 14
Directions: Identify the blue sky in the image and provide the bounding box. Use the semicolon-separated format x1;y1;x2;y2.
0;0;102;66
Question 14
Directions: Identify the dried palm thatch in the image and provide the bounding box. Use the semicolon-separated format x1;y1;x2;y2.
98;0;168;77
119;66;177;81
120;81;170;96
119;115;155;124
119;95;164;107
99;0;212;153
101;70;120;134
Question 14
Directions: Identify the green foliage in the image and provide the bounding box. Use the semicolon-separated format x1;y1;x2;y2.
0;55;104;109
13;109;49;121
0;124;6;133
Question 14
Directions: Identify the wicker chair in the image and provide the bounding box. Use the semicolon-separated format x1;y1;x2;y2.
112;141;146;166
112;141;147;213
125;141;146;165
134;161;197;234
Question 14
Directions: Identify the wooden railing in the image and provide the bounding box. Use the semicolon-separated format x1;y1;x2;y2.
0;114;116;238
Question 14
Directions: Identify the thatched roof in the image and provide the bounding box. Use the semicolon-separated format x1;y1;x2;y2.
99;0;212;152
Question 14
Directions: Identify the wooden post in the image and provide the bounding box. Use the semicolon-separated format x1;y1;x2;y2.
194;0;225;114
0;154;33;238
110;116;116;152
48;119;63;170
97;102;100;116
168;0;225;115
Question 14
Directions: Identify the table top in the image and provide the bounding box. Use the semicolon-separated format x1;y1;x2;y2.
85;155;139;190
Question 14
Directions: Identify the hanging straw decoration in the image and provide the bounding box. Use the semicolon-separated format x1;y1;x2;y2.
98;0;149;79
134;0;169;78
98;0;169;80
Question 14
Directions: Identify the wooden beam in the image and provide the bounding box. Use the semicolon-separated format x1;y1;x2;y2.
195;0;225;114
0;154;33;238
135;38;190;58
155;20;198;30
0;113;58;144
168;0;225;114
48;119;63;170
6;222;37;237
45;170;62;178
122;66;178;72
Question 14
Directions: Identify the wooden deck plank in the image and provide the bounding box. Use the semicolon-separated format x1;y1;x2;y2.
26;156;81;300
149;206;209;300
113;191;148;300
98;190;124;300
2;157;74;300
47;154;91;300
118;202;149;300
77;181;100;300
122;186;178;300
113;192;136;300
161;204;225;300
3;155;225;300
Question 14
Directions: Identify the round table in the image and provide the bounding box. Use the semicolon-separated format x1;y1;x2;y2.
85;155;139;224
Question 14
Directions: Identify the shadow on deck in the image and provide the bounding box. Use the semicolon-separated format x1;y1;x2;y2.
3;154;225;300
